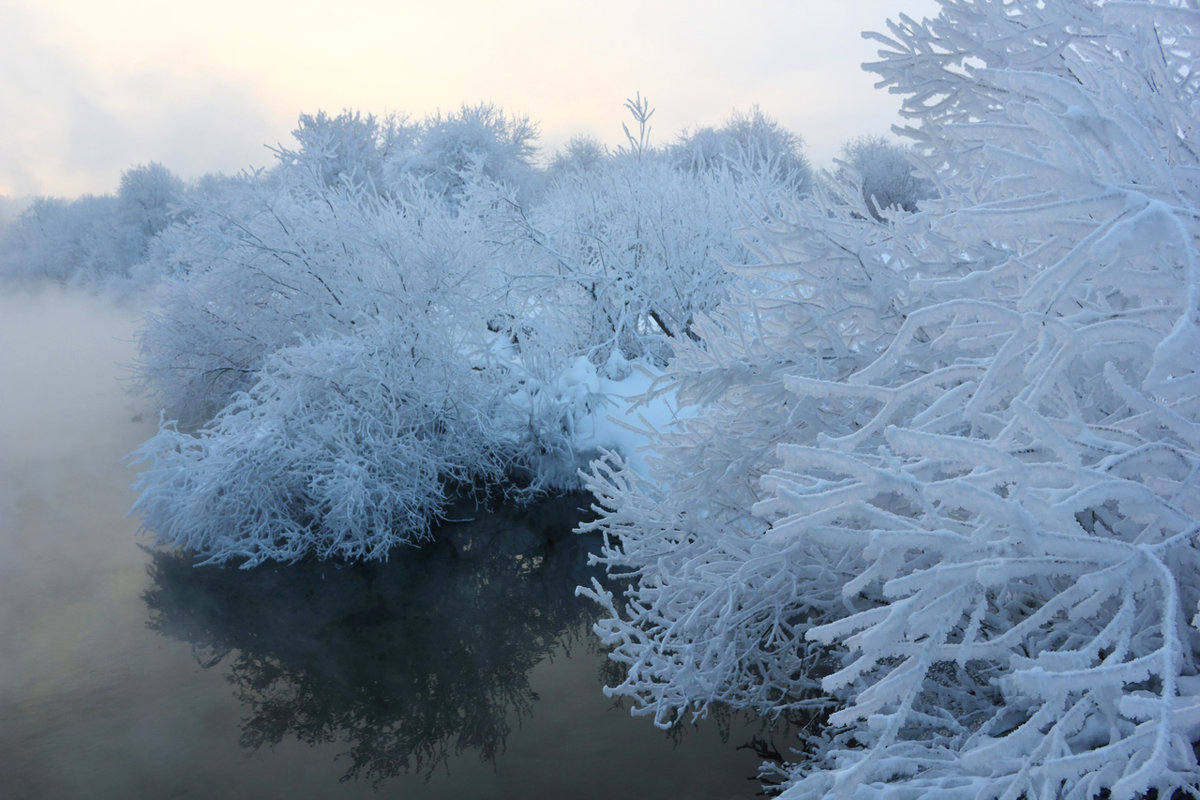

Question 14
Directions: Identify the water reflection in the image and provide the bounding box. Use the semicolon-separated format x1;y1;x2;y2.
142;494;605;785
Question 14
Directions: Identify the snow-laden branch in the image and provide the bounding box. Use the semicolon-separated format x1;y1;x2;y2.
583;2;1200;797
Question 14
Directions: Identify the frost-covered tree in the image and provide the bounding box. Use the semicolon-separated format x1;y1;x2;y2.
546;135;608;177
835;135;933;221
0;162;185;290
0;194;127;286
130;176;604;563
278;110;410;192
116;162;186;256
386;103;541;201
674;106;813;197
0;195;27;232
516;98;803;369
131;112;610;562
134;149;528;425
581;2;1200;798
252;105;536;205
528;153;758;367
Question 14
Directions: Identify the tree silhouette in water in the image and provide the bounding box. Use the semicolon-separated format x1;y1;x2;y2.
142;494;604;785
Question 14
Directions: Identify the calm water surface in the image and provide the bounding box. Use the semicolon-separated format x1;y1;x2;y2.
0;288;791;799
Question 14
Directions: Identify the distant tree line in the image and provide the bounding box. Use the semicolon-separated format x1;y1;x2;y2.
0;104;928;295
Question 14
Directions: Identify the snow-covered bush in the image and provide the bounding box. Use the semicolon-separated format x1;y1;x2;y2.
130;114;622;561
581;2;1200;798
578;167;924;724
135;154;525;426
132;317;529;566
130;291;615;566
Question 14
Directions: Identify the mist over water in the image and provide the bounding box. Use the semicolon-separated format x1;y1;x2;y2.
0;288;789;798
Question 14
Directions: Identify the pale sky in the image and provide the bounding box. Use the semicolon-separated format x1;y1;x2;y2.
0;0;941;199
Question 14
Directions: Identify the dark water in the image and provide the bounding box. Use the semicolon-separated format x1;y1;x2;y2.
0;289;793;799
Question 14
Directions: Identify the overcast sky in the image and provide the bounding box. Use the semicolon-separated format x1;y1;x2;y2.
1;0;941;199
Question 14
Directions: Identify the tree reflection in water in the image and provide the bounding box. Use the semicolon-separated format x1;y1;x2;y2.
141;493;606;785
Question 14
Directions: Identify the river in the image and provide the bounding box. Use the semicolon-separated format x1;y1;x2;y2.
0;288;791;799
